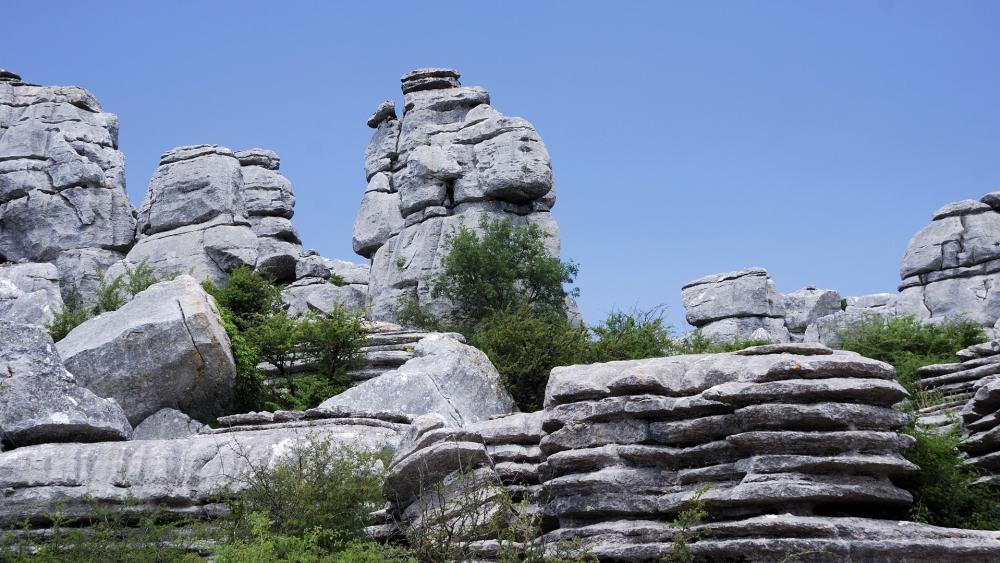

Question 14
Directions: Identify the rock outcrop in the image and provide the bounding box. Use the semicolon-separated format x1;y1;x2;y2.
114;144;302;285
0;70;136;300
898;196;1000;326
282;253;370;315
0;262;63;326
132;408;206;440
959;346;1000;486
355;68;561;320
0;411;402;525
56;275;236;425
319;334;516;425
681;268;790;343
0;320;131;448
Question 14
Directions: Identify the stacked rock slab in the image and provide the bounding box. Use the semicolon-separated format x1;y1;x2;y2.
381;411;546;544
282;252;370;315
116;144;302;285
0;262;64;326
539;344;915;531
0;409;404;526
355;68;561;320
349;321;453;381
0;70;135;300
681;268;790;343
956;340;1000;485
897;196;1000;327
913;340;1000;431
0;320;131;449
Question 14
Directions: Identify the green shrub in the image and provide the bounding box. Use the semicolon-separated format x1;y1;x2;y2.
204;267;284;331
92;270;127;314
395;293;444;332
245;310;303;386
901;425;1000;529
300;309;367;385
838;316;985;397
219;307;264;413
470;307;589;411
225;437;388;550
672;330;771;354
586;307;673;363
46;289;92;341
328;272;346;286
431;214;578;328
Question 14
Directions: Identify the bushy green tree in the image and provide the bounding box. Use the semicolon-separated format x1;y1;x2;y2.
205;266;284;330
470;307;590;411
46;290;92;342
586;307;673;363
430;215;578;327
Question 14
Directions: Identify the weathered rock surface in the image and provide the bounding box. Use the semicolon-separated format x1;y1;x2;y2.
0;415;402;525
282;253;370;315
783;286;842;338
0;262;63;326
319;334;516;425
57;276;236;425
897;193;1000;327
132;408;206;440
0;321;130;448
681;268;790;343
118;144;303;285
355;68;563;321
0;72;136;299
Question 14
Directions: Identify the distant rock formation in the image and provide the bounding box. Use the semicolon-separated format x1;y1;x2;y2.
681;268;790;343
354;68;561;320
897;196;1000;326
0;70;135;300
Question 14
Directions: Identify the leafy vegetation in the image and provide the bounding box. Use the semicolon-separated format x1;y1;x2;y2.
204;267;367;412
47;260;170;341
662;485;711;563
901;425;1000;530
838;315;985;400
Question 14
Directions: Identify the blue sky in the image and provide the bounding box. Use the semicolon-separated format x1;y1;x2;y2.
5;1;999;330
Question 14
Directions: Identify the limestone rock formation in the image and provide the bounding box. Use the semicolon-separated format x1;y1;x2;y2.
0;71;136;299
783;286;842;339
959;351;1000;486
355;68;561;321
56;275;236;425
0;411;403;525
681;268;790;343
319;334;516;425
115;144;302;285
0;262;63;326
910;339;1000;432
898;194;1000;326
132;408;206;440
803;292;902;347
282;252;370;315
0;320;131;448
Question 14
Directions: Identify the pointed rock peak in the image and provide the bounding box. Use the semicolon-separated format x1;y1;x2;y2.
400;67;461;94
0;69;21;81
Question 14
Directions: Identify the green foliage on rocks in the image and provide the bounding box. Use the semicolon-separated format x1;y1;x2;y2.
46;290;91;342
585;306;674;363
205;267;367;413
837;315;985;398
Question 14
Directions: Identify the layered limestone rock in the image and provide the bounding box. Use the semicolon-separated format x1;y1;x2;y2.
56;276;236;425
319;334;516;425
115;144;302;285
0;320;131;449
355;68;561;320
0;262;63;326
959;346;1000;486
0;70;136;299
539;344;914;529
912;340;1000;431
0;410;403;525
681;268;790;343
897;195;1000;327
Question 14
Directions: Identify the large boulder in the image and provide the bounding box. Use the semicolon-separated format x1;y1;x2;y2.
56;275;236;425
319;334;516;425
355;68;562;321
0;71;136;300
0;262;63;326
0;320;130;448
132;408;206;441
681;268;789;343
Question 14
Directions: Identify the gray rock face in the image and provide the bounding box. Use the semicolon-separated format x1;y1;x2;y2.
355;68;563;321
0;72;136;299
0;262;63;326
681;268;789;343
120;145;302;285
57;276;236;425
319;334;516;425
0;416;402;525
282;253;370;316
132;408;206;440
783;287;842;336
897;193;1000;326
0;321;130;448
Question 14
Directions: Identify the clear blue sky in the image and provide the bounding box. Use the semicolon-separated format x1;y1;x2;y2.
6;1;999;330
